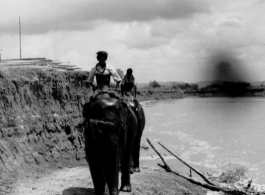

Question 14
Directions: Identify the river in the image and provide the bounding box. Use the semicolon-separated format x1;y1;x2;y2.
140;97;265;184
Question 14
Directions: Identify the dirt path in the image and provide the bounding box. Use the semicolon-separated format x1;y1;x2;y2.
10;166;91;195
6;166;209;195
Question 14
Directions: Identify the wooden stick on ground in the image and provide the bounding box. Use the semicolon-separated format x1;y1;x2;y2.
146;138;171;172
146;138;257;195
158;141;214;185
146;138;220;191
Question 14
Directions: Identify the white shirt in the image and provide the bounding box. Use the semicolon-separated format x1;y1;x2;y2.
87;63;121;83
121;74;135;85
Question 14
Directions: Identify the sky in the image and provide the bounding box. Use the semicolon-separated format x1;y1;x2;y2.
0;0;265;83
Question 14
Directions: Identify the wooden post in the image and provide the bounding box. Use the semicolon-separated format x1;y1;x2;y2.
19;16;22;59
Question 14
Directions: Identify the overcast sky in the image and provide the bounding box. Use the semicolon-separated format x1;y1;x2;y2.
0;0;265;83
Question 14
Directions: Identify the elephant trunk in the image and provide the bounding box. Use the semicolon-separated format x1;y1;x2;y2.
103;147;120;194
89;119;121;195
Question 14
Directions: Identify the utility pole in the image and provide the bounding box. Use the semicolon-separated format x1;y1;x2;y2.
19;16;21;59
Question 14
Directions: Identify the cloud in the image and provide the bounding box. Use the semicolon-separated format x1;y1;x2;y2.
85;0;211;22
150;20;183;38
1;0;265;83
0;0;210;35
115;22;172;49
220;21;242;28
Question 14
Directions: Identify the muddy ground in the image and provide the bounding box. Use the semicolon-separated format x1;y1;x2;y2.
1;165;211;195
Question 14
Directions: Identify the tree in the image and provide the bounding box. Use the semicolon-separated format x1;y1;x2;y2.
149;80;161;88
172;83;198;91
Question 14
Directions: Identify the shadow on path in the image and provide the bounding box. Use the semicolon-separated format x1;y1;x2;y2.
63;187;95;195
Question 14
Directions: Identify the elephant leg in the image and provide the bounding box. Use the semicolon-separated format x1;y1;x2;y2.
132;104;145;172
89;162;106;195
129;155;135;174
108;188;119;195
120;146;133;192
132;140;141;171
86;149;106;195
132;127;143;171
103;153;120;195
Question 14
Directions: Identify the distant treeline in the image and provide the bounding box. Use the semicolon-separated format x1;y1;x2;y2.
199;81;251;96
172;83;198;91
148;80;199;90
146;80;265;96
200;81;250;91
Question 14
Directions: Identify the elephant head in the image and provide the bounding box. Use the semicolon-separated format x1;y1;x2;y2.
83;97;138;195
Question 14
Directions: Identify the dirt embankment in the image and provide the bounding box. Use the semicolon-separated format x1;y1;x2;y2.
137;90;184;102
0;68;91;180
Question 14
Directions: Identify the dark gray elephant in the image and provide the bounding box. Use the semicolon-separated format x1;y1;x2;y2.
125;98;145;173
83;95;144;195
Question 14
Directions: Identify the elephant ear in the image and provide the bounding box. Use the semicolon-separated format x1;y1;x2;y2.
117;101;136;149
83;102;92;119
119;101;137;123
114;102;122;149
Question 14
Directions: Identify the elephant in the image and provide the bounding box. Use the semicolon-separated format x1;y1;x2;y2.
82;93;145;195
124;98;145;173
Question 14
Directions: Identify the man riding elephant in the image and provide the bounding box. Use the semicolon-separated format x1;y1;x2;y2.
87;51;121;100
121;68;136;97
83;51;145;194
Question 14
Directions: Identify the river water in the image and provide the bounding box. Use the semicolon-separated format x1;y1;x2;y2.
140;97;265;184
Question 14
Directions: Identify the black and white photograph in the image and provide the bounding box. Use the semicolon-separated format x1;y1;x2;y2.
0;1;265;195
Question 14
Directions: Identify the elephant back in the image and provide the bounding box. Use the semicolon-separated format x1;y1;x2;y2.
122;98;145;129
83;91;121;118
90;90;121;103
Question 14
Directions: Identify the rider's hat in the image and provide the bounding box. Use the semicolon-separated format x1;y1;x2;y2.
97;51;108;58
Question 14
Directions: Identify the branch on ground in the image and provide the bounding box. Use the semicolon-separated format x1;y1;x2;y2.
146;138;265;195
